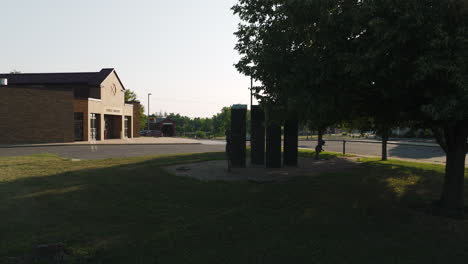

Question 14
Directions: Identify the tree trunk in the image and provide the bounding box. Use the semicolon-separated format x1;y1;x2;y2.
315;129;324;160
378;126;390;161
382;134;388;161
437;122;468;217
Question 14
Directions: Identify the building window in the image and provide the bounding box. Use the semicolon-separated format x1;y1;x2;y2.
124;116;131;138
74;113;84;141
90;113;100;141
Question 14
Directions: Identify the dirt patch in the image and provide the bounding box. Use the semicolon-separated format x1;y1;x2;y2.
164;157;362;182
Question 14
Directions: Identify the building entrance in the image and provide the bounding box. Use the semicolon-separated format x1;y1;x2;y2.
104;116;112;139
104;115;122;139
162;124;175;137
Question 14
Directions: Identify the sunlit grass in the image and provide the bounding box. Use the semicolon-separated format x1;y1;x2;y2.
13;185;87;199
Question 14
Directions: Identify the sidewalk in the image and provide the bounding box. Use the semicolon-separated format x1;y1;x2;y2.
0;137;202;148
300;138;439;147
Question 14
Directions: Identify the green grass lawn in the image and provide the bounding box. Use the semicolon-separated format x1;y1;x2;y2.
1;152;467;263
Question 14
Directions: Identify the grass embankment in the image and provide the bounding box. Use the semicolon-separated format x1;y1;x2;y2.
0;152;467;263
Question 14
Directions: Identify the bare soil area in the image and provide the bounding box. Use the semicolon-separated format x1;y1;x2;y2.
165;156;362;182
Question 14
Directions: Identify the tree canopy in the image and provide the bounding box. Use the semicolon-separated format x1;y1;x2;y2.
124;89;146;129
233;0;468;215
124;90;138;103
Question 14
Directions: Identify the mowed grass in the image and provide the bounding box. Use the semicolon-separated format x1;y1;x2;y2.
0;152;467;263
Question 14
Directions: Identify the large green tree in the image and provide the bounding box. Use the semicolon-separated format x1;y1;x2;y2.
356;0;468;214
234;0;468;215
233;0;357;149
212;107;231;136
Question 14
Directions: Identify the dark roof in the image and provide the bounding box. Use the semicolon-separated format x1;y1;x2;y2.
149;117;175;124
0;68;125;89
157;118;175;124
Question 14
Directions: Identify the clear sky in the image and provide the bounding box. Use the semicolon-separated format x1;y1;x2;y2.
2;0;256;118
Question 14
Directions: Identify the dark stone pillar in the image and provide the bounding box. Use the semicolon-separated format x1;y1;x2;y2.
251;105;265;165
266;121;282;168
231;105;247;168
284;118;298;166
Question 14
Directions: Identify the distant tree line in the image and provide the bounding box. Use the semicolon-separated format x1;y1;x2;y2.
124;90;251;138
151;107;251;138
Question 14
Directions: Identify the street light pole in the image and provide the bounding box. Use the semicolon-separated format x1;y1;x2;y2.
250;76;253;110
147;93;152;131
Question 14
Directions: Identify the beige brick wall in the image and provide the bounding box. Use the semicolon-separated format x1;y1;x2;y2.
0;86;74;144
100;72;126;109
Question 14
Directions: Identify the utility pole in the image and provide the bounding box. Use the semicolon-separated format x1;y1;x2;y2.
250;76;253;110
147;93;152;131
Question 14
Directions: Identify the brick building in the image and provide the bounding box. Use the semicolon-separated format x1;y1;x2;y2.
148;117;176;137
0;68;140;144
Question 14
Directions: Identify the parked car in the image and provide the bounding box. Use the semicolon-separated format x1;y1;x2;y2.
140;130;162;137
151;130;163;137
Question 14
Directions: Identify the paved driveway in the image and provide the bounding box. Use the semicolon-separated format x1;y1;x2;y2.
0;144;225;160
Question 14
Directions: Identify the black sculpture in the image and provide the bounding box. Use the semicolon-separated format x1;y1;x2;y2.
230;105;247;168
251;105;265;165
266;121;282;168
284;119;298;166
225;129;233;172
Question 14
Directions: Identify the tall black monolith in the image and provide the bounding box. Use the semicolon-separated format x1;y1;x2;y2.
284;118;298;166
251;105;265;165
230;105;247;168
266;121;282;168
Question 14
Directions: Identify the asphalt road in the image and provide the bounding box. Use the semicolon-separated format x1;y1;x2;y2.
298;140;448;165
0;139;456;165
0;144;225;160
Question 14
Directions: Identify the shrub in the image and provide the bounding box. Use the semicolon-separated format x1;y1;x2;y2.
195;131;207;139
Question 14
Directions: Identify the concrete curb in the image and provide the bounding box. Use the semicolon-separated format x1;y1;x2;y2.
0;143;203;149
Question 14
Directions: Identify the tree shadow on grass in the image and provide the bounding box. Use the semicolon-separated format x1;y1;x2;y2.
297;150;343;160
1;154;468;263
361;159;468;214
